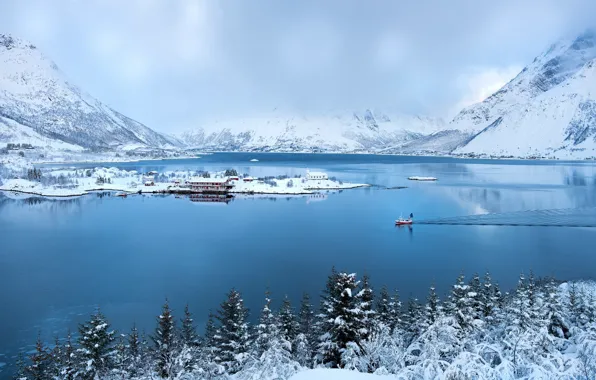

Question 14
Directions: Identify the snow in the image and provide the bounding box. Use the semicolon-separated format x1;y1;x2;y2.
289;368;395;380
408;176;437;181
0;168;369;197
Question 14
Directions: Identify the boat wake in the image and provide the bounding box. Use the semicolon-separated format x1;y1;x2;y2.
416;207;596;227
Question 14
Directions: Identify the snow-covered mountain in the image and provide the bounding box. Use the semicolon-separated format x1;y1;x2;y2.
178;110;450;153
451;30;596;158
0;34;177;151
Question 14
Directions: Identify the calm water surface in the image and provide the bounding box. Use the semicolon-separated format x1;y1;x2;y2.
1;153;596;372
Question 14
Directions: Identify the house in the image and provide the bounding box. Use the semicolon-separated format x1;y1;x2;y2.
147;171;158;175
144;180;154;186
306;170;328;181
228;176;240;181
188;177;234;193
243;177;254;182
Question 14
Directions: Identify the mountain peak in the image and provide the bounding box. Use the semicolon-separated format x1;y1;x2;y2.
0;33;36;51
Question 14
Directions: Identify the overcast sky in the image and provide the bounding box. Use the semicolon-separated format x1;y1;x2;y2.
2;0;596;133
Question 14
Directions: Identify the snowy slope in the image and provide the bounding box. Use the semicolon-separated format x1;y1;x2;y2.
452;30;596;158
0;34;177;150
178;110;448;153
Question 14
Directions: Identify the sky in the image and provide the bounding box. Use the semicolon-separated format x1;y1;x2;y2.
2;0;596;133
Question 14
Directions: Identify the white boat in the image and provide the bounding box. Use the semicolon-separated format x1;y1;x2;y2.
408;176;437;181
250;159;259;162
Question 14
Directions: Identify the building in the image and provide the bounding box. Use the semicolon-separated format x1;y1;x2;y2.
306;170;328;181
243;176;254;182
188;177;234;193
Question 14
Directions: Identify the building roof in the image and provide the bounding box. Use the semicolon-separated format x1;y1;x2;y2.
188;177;229;183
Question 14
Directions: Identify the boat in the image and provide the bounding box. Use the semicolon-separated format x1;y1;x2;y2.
116;192;128;198
395;212;414;225
250;158;259;162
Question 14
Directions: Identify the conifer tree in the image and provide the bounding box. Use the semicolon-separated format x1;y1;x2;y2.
316;267;340;366
127;324;143;378
389;289;403;332
61;331;77;380
253;289;277;357
152;299;178;378
425;284;440;326
26;334;49;380
112;335;128;377
482;272;497;322
215;288;251;373
376;286;392;328
404;297;423;345
77;308;115;379
449;273;474;331
14;352;27;380
296;293;315;367
181;304;199;347
356;274;376;342
203;311;218;357
468;273;484;320
279;295;299;345
511;273;530;329
48;336;63;378
544;278;569;338
317;271;361;368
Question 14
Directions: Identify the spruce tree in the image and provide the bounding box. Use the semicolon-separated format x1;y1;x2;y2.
77;308;115;379
356;274;376;342
544;278;569;338
482;272;496;322
26;334;49;380
449;273;474;331
253;289;277;357
296;293;315;367
14;352;27;380
48;336;63;378
389;289;403;332
215;288;251;373
317;271;361;368
279;295;299;344
112;335;128;377
316;267;340;366
468;273;484;320
181;304;199;347
152;299;178;378
61;331;76;380
127;324;143;378
511;273;530;329
425;284;440;326
404;297;423;345
376;286;392;329
203;311;218;357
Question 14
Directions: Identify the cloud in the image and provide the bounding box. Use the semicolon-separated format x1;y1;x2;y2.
450;65;523;117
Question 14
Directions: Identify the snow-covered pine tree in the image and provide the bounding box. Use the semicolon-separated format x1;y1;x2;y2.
179;304;199;372
253;289;277;357
60;331;77;380
48;336;63;378
449;273;474;332
126;324;143;378
544;278;569;338
215;288;251;373
376;286;392;329
511;273;530;330
425;284;440;327
295;293;315;368
112;334;128;378
468;273;483;320
202;311;219;359
481;272;497;323
26;334;49;380
181;304;199;347
321;271;361;368
279;296;299;347
316;267;340;366
356;274;375;342
14;352;27;380
526;270;543;327
404;297;424;345
389;289;403;332
151;299;178;378
77;308;115;379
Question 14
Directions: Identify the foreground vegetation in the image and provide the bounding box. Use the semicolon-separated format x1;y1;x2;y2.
10;270;596;379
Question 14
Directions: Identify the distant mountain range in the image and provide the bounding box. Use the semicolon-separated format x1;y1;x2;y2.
2;31;596;158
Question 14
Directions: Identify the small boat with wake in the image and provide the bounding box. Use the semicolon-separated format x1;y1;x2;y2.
395;213;414;225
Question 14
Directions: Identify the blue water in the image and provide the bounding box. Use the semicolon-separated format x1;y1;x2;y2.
2;153;596;375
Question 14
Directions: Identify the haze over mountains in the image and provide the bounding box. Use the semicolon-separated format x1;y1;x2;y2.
2;30;596;158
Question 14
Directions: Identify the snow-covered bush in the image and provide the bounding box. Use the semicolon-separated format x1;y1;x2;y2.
287;180;294;188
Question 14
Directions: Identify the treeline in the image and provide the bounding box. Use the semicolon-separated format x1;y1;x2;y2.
11;270;596;379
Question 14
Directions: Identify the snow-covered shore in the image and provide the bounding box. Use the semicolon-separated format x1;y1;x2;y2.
0;167;369;198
